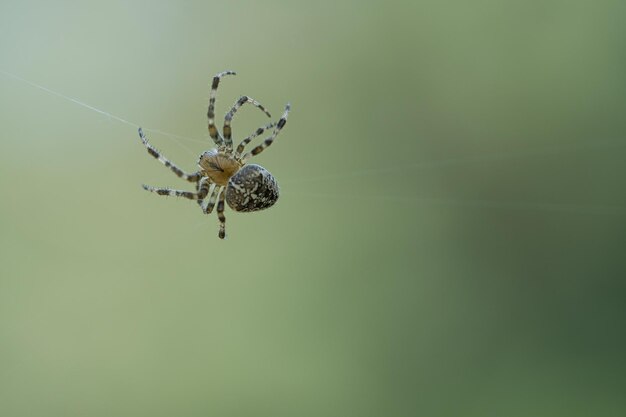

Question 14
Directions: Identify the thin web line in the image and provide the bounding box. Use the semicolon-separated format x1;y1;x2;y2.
281;139;626;185
3;68;624;217
5;68;624;186
282;191;626;216
0;68;206;156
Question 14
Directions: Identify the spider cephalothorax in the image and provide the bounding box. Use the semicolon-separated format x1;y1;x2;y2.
137;70;290;239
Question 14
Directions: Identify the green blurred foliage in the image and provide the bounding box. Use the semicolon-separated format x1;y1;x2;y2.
0;0;625;416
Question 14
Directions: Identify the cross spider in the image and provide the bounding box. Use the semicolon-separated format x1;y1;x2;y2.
137;70;290;239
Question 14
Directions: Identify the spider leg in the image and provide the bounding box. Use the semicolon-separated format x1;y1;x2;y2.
207;70;236;146
142;184;203;200
196;177;212;210
138;128;200;182
202;185;221;214
242;103;290;162
216;187;227;239
236;122;275;156
223;95;271;150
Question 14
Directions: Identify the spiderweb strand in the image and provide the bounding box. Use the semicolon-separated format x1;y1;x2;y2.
0;68;203;156
282;191;626;216
6;68;624;186
281;139;626;185
3;68;624;217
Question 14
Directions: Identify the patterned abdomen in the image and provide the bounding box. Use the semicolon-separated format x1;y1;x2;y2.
225;164;279;212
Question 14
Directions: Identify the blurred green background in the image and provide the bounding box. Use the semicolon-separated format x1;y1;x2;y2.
1;0;625;416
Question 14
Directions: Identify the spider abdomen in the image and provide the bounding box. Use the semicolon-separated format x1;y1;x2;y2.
225;164;279;212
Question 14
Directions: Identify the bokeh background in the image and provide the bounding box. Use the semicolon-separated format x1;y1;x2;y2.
1;0;625;416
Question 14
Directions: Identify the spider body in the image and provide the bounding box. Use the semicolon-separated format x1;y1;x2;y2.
226;164;280;212
197;150;280;211
198;149;243;187
137;71;290;239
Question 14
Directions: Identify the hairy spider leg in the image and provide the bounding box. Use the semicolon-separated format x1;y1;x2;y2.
203;185;222;214
207;70;236;146
243;103;290;162
216;188;227;239
195;177;212;208
138;128;201;182
236;122;275;156
142;184;204;200
223;95;271;149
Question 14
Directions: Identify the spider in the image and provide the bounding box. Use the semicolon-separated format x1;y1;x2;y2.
137;70;290;239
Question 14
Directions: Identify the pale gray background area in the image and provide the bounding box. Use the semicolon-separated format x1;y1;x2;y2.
1;1;625;416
